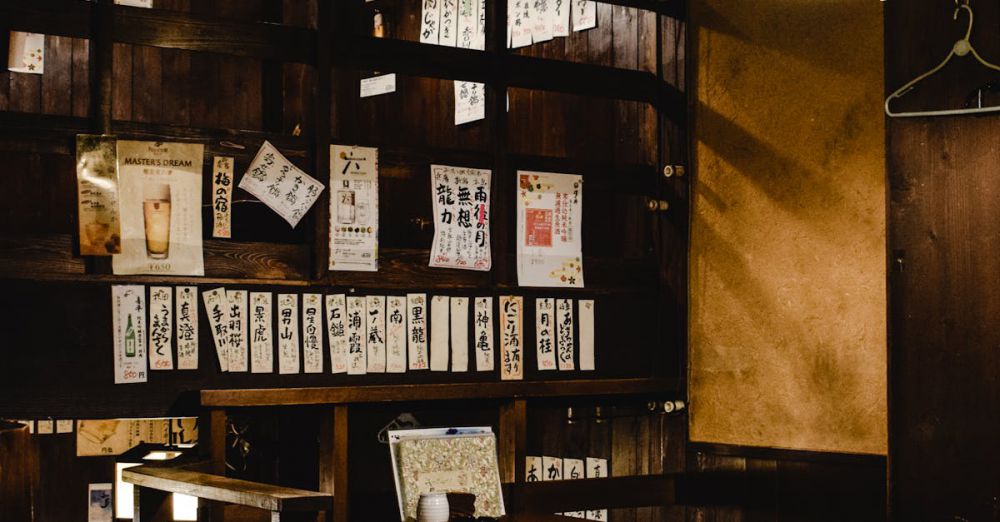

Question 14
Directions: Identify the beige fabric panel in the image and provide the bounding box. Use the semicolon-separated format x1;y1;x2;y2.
688;0;887;455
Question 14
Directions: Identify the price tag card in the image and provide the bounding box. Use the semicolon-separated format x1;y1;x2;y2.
148;287;174;370
407;294;430;370
302;294;323;373
277;294;300;374
250;292;273;373
326;294;349;374
176;287;199;370
386;296;407;373
366;295;387;373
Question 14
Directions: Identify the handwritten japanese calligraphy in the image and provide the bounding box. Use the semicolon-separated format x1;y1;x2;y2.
330;145;379;271
440;0;458;46
542;456;563;480
430;296;450;371
386;296;407;373
250;292;273;373
326;294;348;373
556;298;574;370
112;285;147;384
430;165;492;270
302;293;323;373
474;297;494;371
500;296;524;380
346;296;368;375
552;0;570;36
510;0;533;47
366;295;387;373
212;156;234;238
535;298;557;370
239;141;324;228
516;171;584;288
530;0;553;42
148;287;173;370
277;294;300;374
202;287;229;372
176;287;198;370
572;0;596;31
227;289;248;372
457;0;477;49
525;456;543;482
454;82;486;125
407;293;429;370
420;0;442;44
450;297;470;372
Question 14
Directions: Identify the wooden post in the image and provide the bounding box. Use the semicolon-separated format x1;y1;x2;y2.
208;408;227;522
319;405;349;522
0;421;33;522
498;399;527;513
133;484;171;522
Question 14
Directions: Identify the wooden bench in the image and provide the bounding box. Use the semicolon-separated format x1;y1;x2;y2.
123;465;332;522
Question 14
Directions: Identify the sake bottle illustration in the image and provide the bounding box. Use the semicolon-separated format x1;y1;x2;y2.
125;314;137;357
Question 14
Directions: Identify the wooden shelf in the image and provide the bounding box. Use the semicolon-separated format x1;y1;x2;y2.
201;377;677;407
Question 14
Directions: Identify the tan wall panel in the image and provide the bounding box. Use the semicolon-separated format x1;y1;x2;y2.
689;0;887;455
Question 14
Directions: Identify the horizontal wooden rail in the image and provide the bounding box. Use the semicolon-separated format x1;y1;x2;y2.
201;377;676;406
122;465;331;512
512;475;676;512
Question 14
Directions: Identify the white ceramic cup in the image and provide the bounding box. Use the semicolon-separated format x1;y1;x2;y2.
417;492;450;522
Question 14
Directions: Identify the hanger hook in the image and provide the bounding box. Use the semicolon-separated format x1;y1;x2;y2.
952;2;974;56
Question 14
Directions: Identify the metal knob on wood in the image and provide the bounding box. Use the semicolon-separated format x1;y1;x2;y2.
662;165;685;178
647;199;669;212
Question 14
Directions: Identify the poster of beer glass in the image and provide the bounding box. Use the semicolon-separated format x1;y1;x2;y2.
112;140;205;275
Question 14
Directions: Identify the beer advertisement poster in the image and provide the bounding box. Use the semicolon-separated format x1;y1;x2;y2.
112;140;205;275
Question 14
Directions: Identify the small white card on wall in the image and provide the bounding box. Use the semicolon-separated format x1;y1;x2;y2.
563;458;584;480
500;295;524;380
572;0;596;32
542;456;563;480
579;299;595;371
557;298;574;370
439;0;459;46
57;419;74;433
366;295;387;373
360;74;397;98
114;0;153;7
227;289;248;372
386;296;407;373
302;293;323;373
430;296;450;371
212;156;234;238
525;456;543;482
112;285;147;384
347;296;368;375
148;286;173;370
175;287;198;370
277;294;300;374
37;419;54;435
457;0;477;49
585;457;609;520
455;81;487;126
450;297;469;372
326;294;348;374
474;297;494;371
407;293;430;370
552;0;571;37
202;287;229;371
420;0;442;44
88;482;113;522
7;31;44;75
510;0;533;48
529;0;553;42
250;292;273;373
536;297;557;371
239;141;324;228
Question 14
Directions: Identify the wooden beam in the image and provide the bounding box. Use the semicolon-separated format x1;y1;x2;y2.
201;378;676;407
122;466;332;512
513;476;675;512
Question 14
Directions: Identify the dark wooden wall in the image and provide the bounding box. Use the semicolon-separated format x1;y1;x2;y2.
886;1;1000;520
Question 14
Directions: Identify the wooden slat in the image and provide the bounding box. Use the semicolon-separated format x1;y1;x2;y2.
122;466;332;512
514;476;675;512
201;378;675;407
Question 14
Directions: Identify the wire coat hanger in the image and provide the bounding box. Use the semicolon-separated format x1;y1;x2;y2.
885;0;1000;117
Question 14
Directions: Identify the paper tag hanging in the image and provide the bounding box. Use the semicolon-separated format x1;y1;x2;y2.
407;293;430;370
516;171;584;288
535;298;557;370
277;294;300;374
556;298;574;370
202;288;229;371
450;297;469;372
525;456;543;482
386;296;408;373
430;296;450;371
175;287;198;370
529;0;553;42
326;294;349;374
440;0;459;46
420;0;442;44
212;156;234;238
302;294;323;373
542;456;563;480
474;297;494;371
360;74;397;98
347;296;368;375
552;0;571;36
572;0;596;31
474;0;487;50
112;285;148;384
430;165;492;269
57;420;74;433
366;296;387;373
227;290;248;372
239;141;324;228
148;287;174;370
579;299;595;371
510;0;532;48
330;145;379;271
249;292;273;373
7;31;44;74
457;0;477;49
76;135;122;255
500;296;524;380
454;82;487;126
37;419;54;435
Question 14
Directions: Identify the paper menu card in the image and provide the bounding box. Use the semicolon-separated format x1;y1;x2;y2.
407;293;430;370
535;298;557;370
430;296;450;371
542;456;563;480
552;0;571;37
430;165;492;270
573;0;597;31
450;297;470;371
386;296;408;373
7;31;44;74
112;285;147;384
454;81;486;125
529;0;553;43
202;287;229;371
556;298;575;370
303;293;323;373
585;457;609;520
366;295;387;373
227;289;248;372
499;296;524;380
474;297;494;371
113;140;205;276
277;294;300;374
439;0;458;47
525;455;543;482
250;292;274;373
211;156;234;238
148;286;174;370
76;135;122;255
326;294;349;373
579;299;595;371
239;141;324;228
420;0;441;44
330;145;379;272
516;171;584;288
176;287;198;370
347;296;368;375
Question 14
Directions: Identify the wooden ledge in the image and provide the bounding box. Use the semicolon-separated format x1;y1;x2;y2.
122;466;331;512
201;378;675;407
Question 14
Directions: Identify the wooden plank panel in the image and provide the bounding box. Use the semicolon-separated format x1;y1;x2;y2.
131;45;163;123
40;35;73;115
71;37;90;118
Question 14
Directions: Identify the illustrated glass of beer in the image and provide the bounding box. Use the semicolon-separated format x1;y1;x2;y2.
143;183;171;259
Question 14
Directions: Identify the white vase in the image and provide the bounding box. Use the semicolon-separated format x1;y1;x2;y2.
417;492;450;522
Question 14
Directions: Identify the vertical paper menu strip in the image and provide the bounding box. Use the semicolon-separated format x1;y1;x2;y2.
542;456;563;480
474;0;486;50
535;297;557;371
585;457;609;520
176;287;198;370
529;0;552;42
430;296;450;371
227;290;248;372
500;296;524;380
302;293;323;373
347;296;368;375
407;293;429;370
148;286;174;370
386;296;407;373
552;0;571;36
277;294;300;374
420;0;441;45
579;299;595;371
440;0;458;47
326;294;348;374
525;456;543;482
112;285;148;384
202;287;229;371
366;296;387;373
450;297;469;372
474;297;494;372
212;156;234;238
249;292;273;373
76;135;121;255
563;457;587;517
510;0;532;48
572;0;596;31
556;298;575;371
